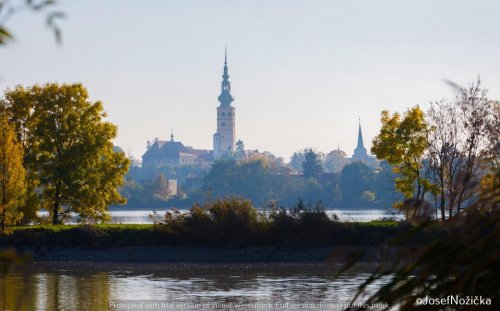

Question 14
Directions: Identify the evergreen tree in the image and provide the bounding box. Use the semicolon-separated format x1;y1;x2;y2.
289;151;306;172
236;140;245;152
302;149;323;180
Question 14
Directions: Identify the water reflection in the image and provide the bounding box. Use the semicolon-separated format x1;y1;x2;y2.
1;264;383;310
1;272;110;310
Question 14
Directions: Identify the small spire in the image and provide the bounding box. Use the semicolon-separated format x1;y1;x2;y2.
224;45;227;65
357;118;365;149
218;47;234;107
170;128;174;142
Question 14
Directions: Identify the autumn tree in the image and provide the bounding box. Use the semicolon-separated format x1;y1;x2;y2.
427;98;461;220
2;84;130;224
1;87;40;224
0;117;26;233
428;79;499;219
371;106;436;216
453;79;497;214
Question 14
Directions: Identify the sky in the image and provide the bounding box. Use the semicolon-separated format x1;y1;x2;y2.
1;0;499;160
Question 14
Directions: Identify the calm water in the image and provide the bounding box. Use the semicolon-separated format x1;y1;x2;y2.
110;209;400;224
0;263;390;311
39;209;402;224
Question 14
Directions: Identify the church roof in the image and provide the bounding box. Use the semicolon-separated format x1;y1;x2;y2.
142;140;214;162
143;140;193;159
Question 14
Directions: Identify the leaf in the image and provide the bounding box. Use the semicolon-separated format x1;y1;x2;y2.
0;27;14;45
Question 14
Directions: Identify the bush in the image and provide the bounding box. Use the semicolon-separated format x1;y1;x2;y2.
207;197;261;245
268;199;337;246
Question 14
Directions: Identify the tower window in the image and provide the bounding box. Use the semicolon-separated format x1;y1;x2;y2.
221;122;226;127
221;112;225;117
228;112;231;116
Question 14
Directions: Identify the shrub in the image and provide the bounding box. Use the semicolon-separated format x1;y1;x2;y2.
207;197;260;245
268;199;338;246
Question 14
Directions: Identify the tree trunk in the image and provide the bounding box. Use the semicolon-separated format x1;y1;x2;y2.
416;179;421;202
0;212;4;233
440;192;446;221
52;201;59;225
52;185;60;225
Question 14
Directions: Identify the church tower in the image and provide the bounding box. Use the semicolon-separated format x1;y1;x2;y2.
213;49;236;160
353;118;368;161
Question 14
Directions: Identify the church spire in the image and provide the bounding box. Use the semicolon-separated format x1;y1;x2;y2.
353;117;368;159
357;117;364;149
218;48;234;107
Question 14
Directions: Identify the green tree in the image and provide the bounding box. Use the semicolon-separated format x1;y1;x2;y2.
302;149;323;180
340;161;374;206
3;83;130;224
0;118;26;233
371;106;435;213
203;158;273;206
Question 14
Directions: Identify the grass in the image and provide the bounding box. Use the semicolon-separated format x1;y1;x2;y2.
13;224;153;231
0;220;411;248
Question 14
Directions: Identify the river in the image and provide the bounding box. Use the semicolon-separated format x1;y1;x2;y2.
1;262;391;311
38;209;402;224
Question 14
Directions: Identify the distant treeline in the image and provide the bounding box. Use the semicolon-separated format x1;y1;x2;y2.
120;155;401;209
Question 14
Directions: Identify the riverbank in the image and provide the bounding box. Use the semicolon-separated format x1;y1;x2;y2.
13;245;390;263
0;221;410;248
0;221;430;264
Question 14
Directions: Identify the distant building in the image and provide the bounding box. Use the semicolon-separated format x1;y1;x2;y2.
183;172;206;192
166;179;178;197
213;49;236;160
141;133;213;180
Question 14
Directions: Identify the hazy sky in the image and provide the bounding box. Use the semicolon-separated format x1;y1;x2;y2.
1;0;499;160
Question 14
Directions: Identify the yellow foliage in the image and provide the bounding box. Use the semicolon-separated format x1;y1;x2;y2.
0;118;26;233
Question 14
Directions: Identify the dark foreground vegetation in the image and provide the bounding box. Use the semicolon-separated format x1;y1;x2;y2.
345;185;499;310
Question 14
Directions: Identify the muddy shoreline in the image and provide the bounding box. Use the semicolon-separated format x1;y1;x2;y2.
9;245;386;264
